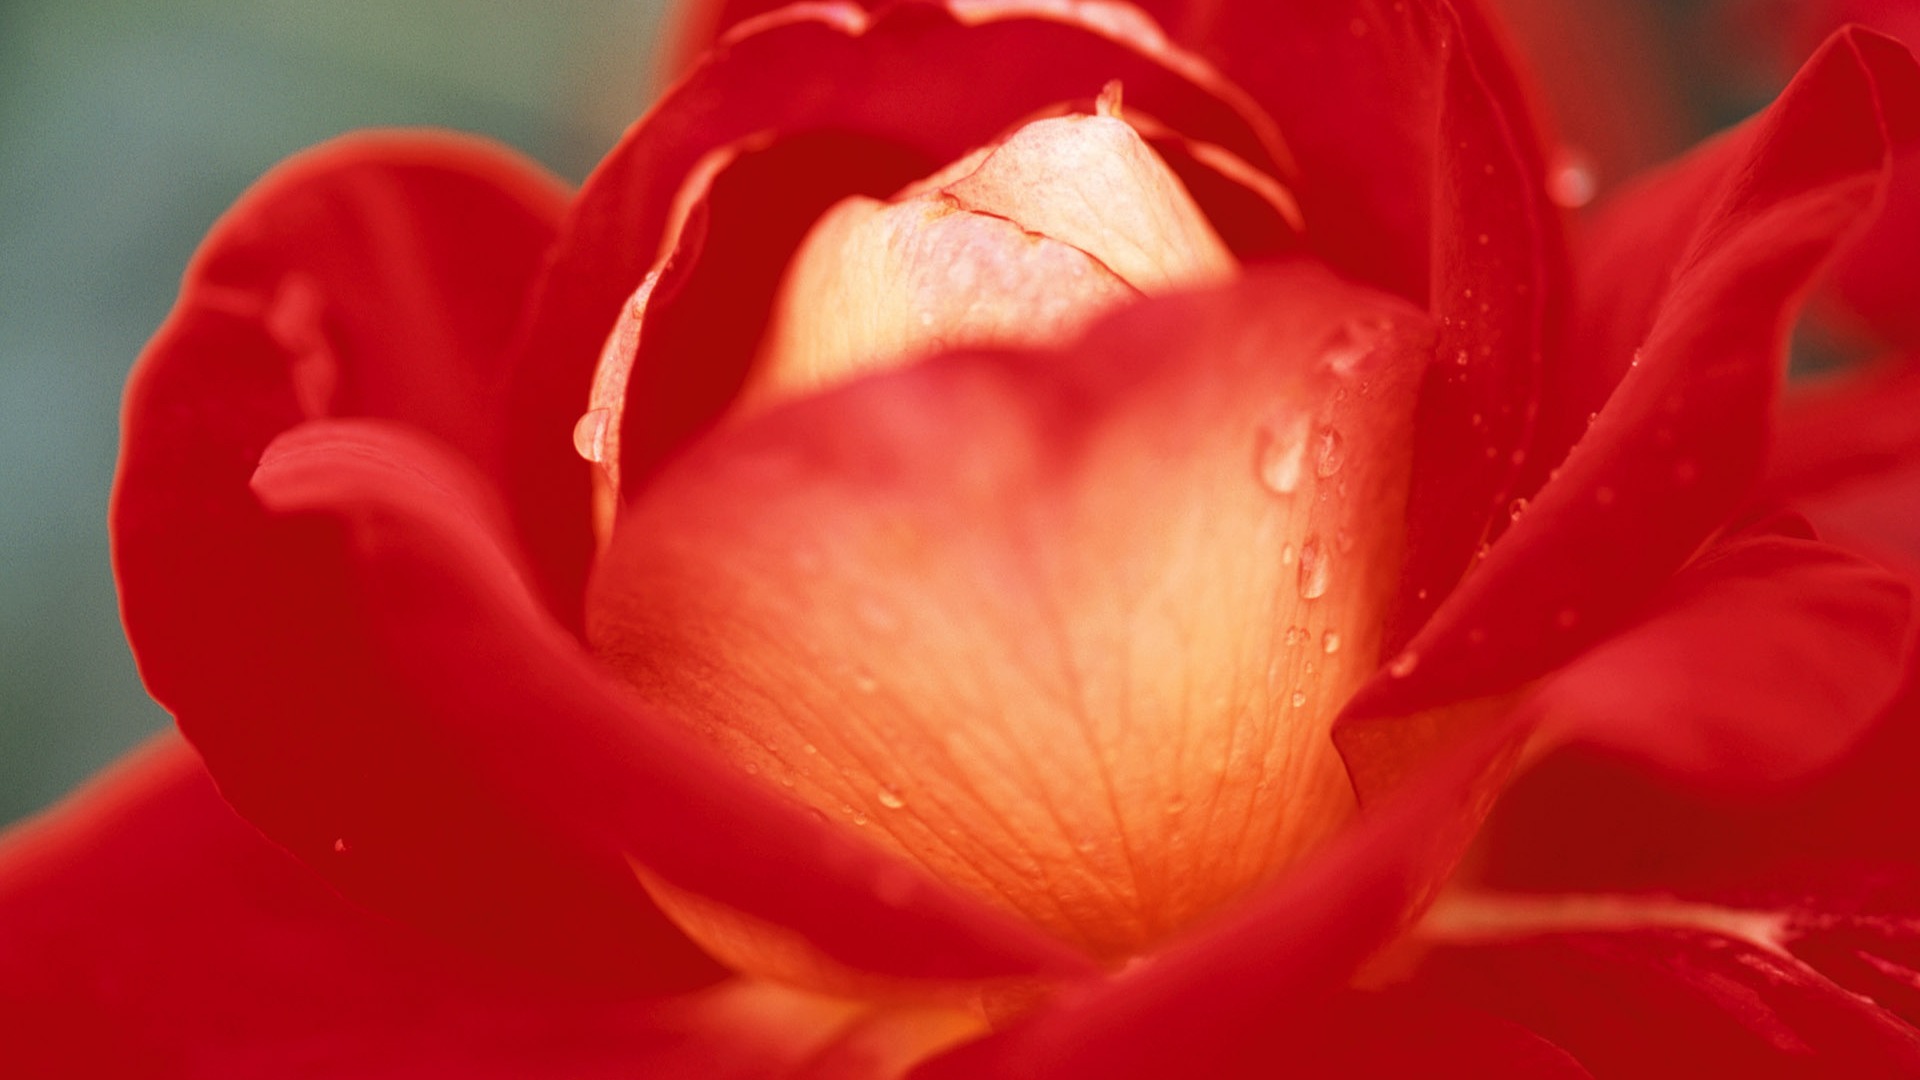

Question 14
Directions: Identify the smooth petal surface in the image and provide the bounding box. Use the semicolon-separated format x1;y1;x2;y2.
503;0;1291;617
249;418;1095;986
589;264;1429;963
1392;1;1560;645
1765;354;1920;503
1528;530;1911;795
0;734;974;1079
907;717;1534;1079
1339;27;1920;799
110;132;718;985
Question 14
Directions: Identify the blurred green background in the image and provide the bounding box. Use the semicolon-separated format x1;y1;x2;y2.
0;1;667;825
0;1;1817;827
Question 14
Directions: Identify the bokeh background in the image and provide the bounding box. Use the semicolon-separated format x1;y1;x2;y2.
0;0;1847;826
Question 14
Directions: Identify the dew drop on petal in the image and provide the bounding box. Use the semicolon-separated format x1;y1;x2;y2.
1547;147;1597;209
1387;651;1419;678
877;787;906;810
331;838;348;855
1508;497;1529;522
1314;427;1346;479
1256;414;1312;495
572;407;612;464
1322;630;1342;655
1298;536;1330;600
1290;689;1308;708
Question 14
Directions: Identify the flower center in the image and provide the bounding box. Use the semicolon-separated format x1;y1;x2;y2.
583;88;1427;991
738;83;1237;411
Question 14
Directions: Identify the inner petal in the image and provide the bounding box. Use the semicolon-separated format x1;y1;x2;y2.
588;264;1429;964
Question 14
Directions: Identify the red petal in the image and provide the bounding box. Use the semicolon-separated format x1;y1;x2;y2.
1407;886;1920;1078
1532;530;1911;795
0;735;962;1078
501;1;1292;619
1765;353;1920;503
249;418;1093;985
111;133;721;985
662;1;1554;302
1338;27;1920;799
907;718;1533;1079
1393;1;1565;646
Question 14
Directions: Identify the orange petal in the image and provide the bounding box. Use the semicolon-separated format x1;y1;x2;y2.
589;263;1431;971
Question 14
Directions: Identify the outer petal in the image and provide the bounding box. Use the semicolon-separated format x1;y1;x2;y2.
501;1;1293;617
1744;0;1920;349
0;734;971;1079
1407;889;1920;1079
1528;530;1912;795
110;132;718;985
248;418;1092;985
1765;353;1920;503
1338;27;1920;798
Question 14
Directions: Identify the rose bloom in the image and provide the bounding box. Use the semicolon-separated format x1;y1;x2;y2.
5;0;1920;1076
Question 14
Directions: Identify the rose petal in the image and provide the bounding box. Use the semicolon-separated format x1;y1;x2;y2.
1338;27;1920;799
1532;530;1911;795
587;263;1428;964
249;417;1094;985
1392;1;1564;646
1765;353;1920;503
0;734;974;1078
1408;886;1920;1078
906;717;1533;1079
662;1;1552;301
111;133;721;985
502;0;1292;619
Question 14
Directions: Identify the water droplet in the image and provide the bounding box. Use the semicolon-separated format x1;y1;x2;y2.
1454;348;1470;367
852;811;869;826
1281;543;1298;566
1164;796;1188;816
1298;537;1330;600
803;742;819;755
1322;630;1342;655
1388;651;1420;678
1416;588;1430;601
1476;232;1491;246
1314;427;1346;478
572;408;611;464
1256;415;1312;495
331;838;348;855
1320;318;1386;375
1335;528;1355;554
1290;689;1308;708
1586;411;1600;428
1508;497;1529;522
877;787;906;810
1547;147;1597;209
1284;625;1306;646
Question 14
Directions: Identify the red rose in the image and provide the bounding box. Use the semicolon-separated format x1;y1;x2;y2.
4;1;1918;1075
